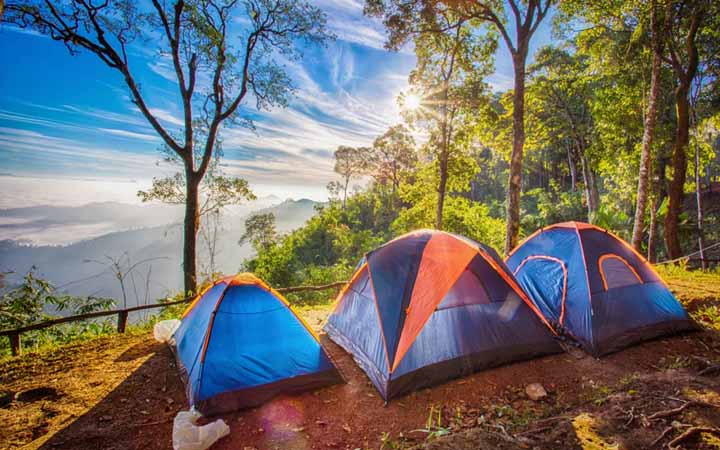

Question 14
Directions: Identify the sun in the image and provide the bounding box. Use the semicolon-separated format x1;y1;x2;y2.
403;92;422;110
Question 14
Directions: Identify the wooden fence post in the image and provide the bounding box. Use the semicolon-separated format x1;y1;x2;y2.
9;332;20;357
117;311;128;333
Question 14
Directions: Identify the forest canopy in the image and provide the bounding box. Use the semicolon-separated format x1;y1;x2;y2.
242;0;720;303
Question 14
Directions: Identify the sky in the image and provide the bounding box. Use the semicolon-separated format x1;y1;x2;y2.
0;1;553;208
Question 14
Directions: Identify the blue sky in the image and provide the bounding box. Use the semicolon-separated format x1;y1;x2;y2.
0;1;553;206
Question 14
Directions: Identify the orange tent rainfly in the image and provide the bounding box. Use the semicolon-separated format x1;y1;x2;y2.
324;230;561;401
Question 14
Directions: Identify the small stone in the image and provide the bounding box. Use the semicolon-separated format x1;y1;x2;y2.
99;415;112;422
525;383;547;401
316;420;327;426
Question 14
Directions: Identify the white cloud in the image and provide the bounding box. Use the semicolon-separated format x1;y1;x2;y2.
486;73;514;92
99;128;160;142
313;0;390;50
0;127;160;177
148;107;184;127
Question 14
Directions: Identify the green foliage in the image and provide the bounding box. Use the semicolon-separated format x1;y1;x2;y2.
366;124;417;195
239;212;278;253
521;182;586;232
138;172;256;215
242;188;396;304
0;269;115;330
393;149;505;251
0;269;116;357
413;404;451;440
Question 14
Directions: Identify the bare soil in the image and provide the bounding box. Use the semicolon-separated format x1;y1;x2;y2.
1;277;719;450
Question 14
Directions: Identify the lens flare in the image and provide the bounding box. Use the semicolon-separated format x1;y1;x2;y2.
403;93;422;110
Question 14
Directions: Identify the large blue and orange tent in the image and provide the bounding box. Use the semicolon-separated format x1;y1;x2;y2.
506;222;696;356
171;273;342;415
324;230;561;401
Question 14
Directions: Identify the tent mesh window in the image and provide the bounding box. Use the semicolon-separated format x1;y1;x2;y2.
599;255;643;290
436;269;491;310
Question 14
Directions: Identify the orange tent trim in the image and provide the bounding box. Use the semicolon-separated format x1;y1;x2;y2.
598;254;643;291
513;255;568;325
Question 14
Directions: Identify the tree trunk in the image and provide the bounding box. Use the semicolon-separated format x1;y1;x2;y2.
664;83;691;260
504;52;527;255
648;199;659;262
631;5;664;251
589;165;600;216
183;171;200;295
579;152;599;220
692;108;706;269
568;144;577;192
436;149;449;230
342;176;349;209
664;7;701;261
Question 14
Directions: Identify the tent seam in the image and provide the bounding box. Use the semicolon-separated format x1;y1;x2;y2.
194;282;231;405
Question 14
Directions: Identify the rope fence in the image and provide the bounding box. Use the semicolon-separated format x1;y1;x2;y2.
655;241;720;265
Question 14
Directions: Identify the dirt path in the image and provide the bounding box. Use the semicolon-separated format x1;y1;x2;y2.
1;279;720;450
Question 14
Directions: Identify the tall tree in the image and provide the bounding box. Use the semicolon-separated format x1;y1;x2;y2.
663;0;706;259
366;124;417;198
632;0;670;251
239;212;277;253
526;46;600;220
367;0;554;253
4;0;330;295
400;13;492;230
138;171;255;279
333;146;368;208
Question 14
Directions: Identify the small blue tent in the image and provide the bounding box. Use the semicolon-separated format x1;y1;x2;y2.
506;222;696;356
172;273;341;415
325;230;561;401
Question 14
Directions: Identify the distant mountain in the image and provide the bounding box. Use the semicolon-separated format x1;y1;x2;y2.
0;202;184;245
0;198;320;307
0;195;291;245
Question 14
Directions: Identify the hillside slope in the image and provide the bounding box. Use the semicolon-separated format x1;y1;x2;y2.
0;199;320;305
1;270;719;449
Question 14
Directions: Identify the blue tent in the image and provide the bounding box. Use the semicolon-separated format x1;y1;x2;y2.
325;230;560;401
506;222;696;356
172;274;341;415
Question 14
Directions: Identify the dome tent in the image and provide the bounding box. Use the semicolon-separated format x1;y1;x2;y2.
506;222;697;356
324;230;561;401
172;273;342;415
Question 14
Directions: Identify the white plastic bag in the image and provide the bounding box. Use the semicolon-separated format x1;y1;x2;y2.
154;319;181;343
172;408;230;450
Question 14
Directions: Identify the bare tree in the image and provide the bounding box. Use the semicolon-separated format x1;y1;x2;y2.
84;254;166;308
5;0;331;294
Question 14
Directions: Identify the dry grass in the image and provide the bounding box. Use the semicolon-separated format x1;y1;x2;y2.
0;268;718;450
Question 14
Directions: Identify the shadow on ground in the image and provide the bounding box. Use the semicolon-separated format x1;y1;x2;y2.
37;342;185;450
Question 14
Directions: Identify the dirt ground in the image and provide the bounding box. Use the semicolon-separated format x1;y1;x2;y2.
1;278;720;450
